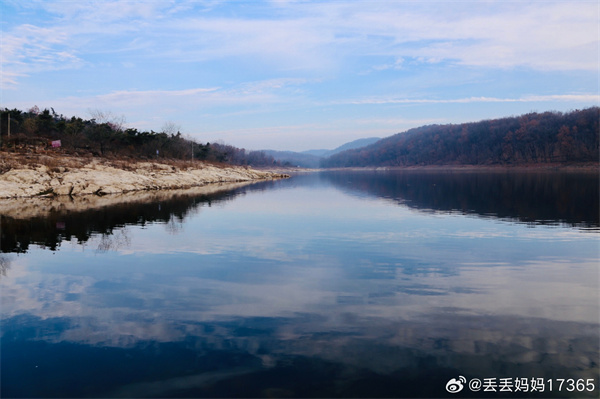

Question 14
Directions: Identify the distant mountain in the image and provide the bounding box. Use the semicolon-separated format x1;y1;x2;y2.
301;149;330;157
264;137;381;168
301;137;381;158
327;137;381;156
321;108;599;168
262;150;323;168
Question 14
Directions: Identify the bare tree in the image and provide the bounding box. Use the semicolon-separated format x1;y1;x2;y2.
161;121;182;136
88;109;127;132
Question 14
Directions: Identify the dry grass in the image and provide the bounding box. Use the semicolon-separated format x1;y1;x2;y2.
0;150;221;175
0;151;88;173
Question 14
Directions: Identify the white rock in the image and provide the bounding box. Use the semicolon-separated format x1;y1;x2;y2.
0;159;287;198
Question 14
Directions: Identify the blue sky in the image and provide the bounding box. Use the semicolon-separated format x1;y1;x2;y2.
1;0;598;151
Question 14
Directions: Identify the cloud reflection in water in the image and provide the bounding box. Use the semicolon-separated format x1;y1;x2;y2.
1;171;598;397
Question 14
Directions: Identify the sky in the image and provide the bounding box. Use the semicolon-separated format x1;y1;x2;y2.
1;0;598;151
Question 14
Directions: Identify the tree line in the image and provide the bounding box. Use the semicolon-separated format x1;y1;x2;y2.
322;108;599;167
0;107;277;167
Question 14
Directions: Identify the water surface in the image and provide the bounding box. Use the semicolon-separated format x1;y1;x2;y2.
1;170;598;398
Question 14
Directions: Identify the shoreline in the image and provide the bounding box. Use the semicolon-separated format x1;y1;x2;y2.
270;163;599;174
0;152;289;199
0;152;596;199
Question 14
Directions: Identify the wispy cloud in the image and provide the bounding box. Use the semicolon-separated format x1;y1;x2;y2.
3;1;597;87
58;78;308;110
322;1;598;71
8;78;310;134
1;24;84;88
347;94;600;106
94;87;221;106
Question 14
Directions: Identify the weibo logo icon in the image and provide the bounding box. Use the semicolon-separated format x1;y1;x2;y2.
446;376;466;393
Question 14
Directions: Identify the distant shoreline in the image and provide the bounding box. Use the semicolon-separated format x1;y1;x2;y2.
272;163;599;173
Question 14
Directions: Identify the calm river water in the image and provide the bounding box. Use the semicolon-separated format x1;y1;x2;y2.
1;170;598;398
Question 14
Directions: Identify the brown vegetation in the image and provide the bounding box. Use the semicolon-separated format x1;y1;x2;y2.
322;108;599;168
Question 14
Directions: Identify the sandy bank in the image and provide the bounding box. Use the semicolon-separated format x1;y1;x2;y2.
0;152;288;199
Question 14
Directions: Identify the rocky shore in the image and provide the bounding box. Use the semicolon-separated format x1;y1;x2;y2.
0;152;288;198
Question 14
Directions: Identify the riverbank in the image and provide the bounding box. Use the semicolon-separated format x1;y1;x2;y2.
0;152;288;198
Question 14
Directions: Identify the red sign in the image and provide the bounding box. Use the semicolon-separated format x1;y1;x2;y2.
51;140;61;148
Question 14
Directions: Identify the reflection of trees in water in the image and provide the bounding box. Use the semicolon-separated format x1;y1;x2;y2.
165;215;185;235
0;255;11;277
1;180;280;254
321;171;599;228
96;229;131;253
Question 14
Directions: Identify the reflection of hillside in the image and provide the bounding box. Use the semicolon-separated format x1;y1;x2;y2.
321;170;599;228
0;180;280;253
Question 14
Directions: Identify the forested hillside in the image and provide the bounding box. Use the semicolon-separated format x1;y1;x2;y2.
0;107;277;167
322;108;599;167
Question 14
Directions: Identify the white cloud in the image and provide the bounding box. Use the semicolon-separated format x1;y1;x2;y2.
3;1;596;89
329;1;599;71
371;58;405;72
0;71;26;88
347;94;600;105
41;0;167;23
1;24;84;88
43;85;268;112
